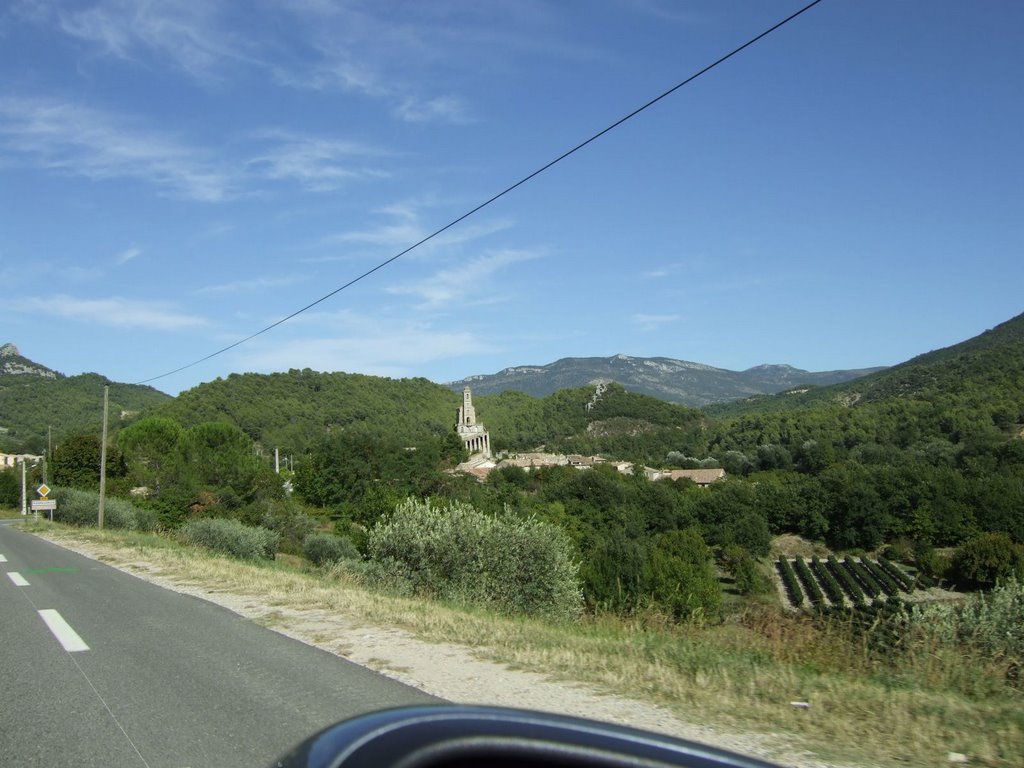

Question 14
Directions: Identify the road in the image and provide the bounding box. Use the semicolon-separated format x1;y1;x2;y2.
0;520;438;767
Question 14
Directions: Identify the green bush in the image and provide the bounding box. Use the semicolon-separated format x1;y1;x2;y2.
51;487;97;526
303;532;359;566
367;498;582;620
644;529;721;619
259;507;318;555
898;576;1024;690
179;517;279;560
721;544;770;595
49;487;156;531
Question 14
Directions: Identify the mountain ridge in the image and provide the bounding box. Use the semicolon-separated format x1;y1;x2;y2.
447;354;885;407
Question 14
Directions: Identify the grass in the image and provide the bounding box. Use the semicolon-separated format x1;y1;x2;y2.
17;519;1023;768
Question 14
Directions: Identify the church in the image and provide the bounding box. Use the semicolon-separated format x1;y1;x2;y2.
455;387;491;458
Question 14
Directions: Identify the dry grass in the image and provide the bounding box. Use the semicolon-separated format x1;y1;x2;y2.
23;521;1023;768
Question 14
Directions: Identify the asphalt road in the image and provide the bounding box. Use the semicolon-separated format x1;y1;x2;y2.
0;520;439;767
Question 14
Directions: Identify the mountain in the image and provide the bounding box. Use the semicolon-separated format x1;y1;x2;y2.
446;354;885;407
708;311;1024;421
1;343;59;379
0;344;171;454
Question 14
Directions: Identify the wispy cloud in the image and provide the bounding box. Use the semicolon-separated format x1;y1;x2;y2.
245;130;389;191
10;294;206;331
234;310;493;377
0;96;394;200
388;249;541;308
116;246;142;265
196;275;304;296
324;200;511;256
396;95;473;124
56;0;252;83
631;313;679;332
0;96;234;201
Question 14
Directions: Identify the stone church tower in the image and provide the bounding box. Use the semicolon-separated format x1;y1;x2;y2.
456;387;491;458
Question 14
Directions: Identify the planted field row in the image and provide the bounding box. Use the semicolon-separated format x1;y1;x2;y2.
774;557;915;609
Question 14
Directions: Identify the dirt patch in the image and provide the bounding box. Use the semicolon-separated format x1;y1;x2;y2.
770;535;830;559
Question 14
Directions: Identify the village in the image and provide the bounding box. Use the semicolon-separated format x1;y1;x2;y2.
452;386;724;486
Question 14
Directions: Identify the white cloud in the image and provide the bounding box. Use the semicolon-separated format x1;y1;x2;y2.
0;96;234;201
388;249;541;308
245;130;389;191
116;246;141;265
10;295;205;331
325;200;511;256
196;275;304;296
396;95;473;124
631;313;679;332
0;96;396;200
57;0;252;83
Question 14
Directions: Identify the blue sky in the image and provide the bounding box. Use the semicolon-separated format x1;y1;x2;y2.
2;1;1021;396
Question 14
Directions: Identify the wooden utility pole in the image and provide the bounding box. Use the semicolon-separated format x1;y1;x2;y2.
98;385;109;529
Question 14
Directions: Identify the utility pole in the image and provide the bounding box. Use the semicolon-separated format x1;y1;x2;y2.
98;385;109;529
20;458;27;516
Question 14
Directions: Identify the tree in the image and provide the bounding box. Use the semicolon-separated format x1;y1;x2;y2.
953;532;1024;586
0;468;20;508
117;416;182;494
51;433;125;489
643;529;721;620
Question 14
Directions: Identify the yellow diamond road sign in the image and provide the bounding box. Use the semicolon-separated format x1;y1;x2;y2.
37;484;51;498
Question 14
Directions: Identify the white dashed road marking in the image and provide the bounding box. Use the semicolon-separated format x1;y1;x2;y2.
38;609;90;653
7;571;29;586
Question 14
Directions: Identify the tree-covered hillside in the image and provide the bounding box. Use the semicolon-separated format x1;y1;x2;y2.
709;312;1024;424
150;369;462;455
0;370;170;454
145;370;705;461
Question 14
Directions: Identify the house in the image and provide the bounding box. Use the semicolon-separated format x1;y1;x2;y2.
646;467;726;487
0;452;43;469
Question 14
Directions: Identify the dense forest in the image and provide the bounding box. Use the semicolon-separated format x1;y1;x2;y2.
0;369;169;454
3;313;1024;618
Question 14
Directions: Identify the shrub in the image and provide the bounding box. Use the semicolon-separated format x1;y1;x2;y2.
259;508;318;555
776;558;804;607
898;576;1024;689
722;544;771;595
878;555;915;592
50;487;156;531
179;517;279;560
846;558;882;598
367;498;582;620
793;557;824;606
51;487;98;526
303;532;359;566
828;555;865;605
811;556;844;606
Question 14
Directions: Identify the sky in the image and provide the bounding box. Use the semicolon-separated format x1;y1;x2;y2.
1;1;1022;396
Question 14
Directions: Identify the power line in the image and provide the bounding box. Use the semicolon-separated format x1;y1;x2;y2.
136;0;825;386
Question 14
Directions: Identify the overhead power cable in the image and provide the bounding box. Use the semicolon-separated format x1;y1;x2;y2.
136;0;825;386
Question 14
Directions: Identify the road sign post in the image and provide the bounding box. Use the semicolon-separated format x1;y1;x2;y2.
34;484;55;522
